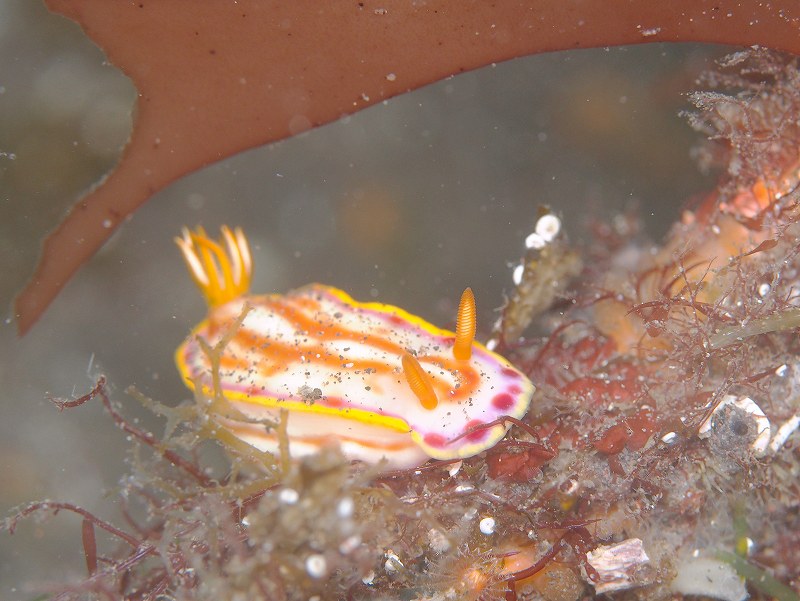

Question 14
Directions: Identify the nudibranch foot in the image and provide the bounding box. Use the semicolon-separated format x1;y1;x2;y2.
215;403;432;470
176;226;535;470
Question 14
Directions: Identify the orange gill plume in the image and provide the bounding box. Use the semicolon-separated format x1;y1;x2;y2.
175;225;252;308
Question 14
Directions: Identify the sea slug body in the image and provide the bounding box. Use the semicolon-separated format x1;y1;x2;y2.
175;226;535;469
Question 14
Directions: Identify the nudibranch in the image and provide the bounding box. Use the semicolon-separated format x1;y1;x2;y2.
175;226;534;469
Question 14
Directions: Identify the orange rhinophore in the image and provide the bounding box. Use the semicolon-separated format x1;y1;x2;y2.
453;287;477;361
401;353;439;410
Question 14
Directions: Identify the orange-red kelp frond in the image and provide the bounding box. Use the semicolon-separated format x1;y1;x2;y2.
453;287;477;361
401;353;439;410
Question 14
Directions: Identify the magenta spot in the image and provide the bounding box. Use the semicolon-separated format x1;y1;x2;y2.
423;433;448;448
463;419;489;442
324;396;344;408
501;367;520;379
492;393;515;411
388;314;405;326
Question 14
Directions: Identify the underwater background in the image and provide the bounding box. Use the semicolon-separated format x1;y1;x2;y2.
0;1;732;596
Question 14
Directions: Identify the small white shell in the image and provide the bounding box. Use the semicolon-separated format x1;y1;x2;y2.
698;394;771;457
479;517;496;535
586;538;650;594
